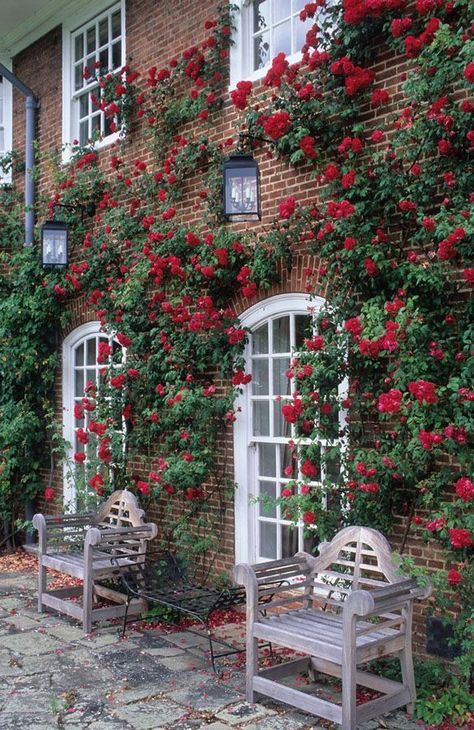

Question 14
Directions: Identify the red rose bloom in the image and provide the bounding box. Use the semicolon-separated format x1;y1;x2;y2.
447;568;461;586
279;196;297;219
455;477;474;501
303;511;316;525
449;528;472;549
263;111;291;140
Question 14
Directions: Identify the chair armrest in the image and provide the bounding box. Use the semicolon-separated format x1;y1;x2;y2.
343;578;432;619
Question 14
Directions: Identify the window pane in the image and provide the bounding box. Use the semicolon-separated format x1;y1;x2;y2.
260;522;277;559
294;0;308;9
295;315;310;349
273;317;290;353
99;48;108;71
296;15;314;51
79;120;88;146
259;481;276;517
75;343;84;367
79;93;88;119
74;65;83;91
86;26;96;54
253;0;270;32
111;11;121;38
253;401;269;436
0;129;4;151
91;113;101;136
87;338;97;365
281;525;298;558
252;324;268;354
259;443;276;477
112;41;121;69
274;0;291;22
254;33;270;70
274;20;292;57
98;18;109;46
252;359;269;395
86;368;97;386
303;530;319;555
273;357;290;396
74;34;84;62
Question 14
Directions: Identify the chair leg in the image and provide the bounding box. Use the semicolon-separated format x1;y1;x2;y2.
399;647;416;715
246;636;258;703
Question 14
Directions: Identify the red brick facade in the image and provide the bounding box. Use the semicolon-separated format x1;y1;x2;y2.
8;0;443;653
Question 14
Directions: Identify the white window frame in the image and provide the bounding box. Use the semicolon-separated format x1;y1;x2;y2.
62;0;126;162
0;60;13;185
230;0;307;89
234;293;347;564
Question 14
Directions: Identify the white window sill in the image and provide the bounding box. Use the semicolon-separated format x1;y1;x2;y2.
61;130;122;164
229;51;303;92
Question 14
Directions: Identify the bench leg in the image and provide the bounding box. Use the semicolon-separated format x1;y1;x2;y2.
37;561;47;613
83;573;93;634
399;646;416;715
246;636;258;702
341;636;357;730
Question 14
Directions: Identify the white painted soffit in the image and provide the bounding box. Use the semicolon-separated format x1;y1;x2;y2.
0;0;112;58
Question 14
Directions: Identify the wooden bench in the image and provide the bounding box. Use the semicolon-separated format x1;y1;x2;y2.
234;526;431;730
33;489;157;633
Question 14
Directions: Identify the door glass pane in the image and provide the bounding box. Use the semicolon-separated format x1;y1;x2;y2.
296;15;313;51
91;113;101;136
295;315;310;349
252;359;269;395
75;369;84;396
274;400;290;437
75;65;84;91
79;93;88;119
259;444;276;477
79;120;88;146
304;531;319;555
252;324;268;354
274;20;292;57
273;357;290;395
253;401;269;436
260;522;277;559
259;481;276;517
281;525;298;557
99;48;108;71
86;338;97;365
75;343;84;367
86;368;97;386
273;317;290;353
280;444;295;478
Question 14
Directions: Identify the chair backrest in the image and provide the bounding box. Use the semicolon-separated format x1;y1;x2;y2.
96;489;146;528
309;526;402;608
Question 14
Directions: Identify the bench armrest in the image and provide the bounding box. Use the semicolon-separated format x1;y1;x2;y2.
343;578;432;619
33;512;96;554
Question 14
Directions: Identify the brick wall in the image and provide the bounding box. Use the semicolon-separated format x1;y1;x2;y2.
8;0;447;654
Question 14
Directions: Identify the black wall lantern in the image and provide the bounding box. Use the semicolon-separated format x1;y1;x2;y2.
41;219;68;267
40;202;96;267
223;147;261;223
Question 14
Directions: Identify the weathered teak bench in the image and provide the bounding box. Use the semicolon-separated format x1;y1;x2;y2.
33;489;158;633
234;526;431;730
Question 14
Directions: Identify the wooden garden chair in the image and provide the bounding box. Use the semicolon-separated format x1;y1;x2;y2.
234;525;431;730
33;489;157;633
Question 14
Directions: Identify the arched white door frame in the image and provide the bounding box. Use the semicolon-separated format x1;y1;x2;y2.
233;293;326;565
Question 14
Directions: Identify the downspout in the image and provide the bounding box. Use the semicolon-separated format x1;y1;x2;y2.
0;63;38;246
0;64;39;545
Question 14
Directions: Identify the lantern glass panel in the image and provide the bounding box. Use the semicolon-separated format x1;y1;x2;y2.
224;157;260;222
42;223;68;267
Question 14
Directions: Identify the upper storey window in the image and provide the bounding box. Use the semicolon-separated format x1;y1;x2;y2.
230;0;313;87
63;2;125;150
0;73;12;183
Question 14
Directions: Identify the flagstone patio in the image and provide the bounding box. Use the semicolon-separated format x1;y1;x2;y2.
0;559;421;730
